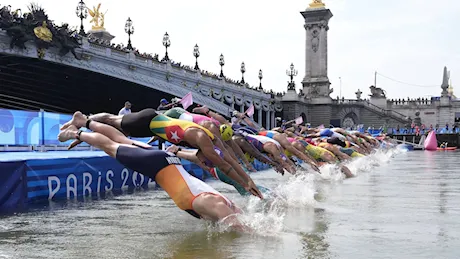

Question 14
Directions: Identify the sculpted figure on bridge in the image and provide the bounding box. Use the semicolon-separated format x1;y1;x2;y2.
309;0;326;8
87;3;107;30
369;85;386;98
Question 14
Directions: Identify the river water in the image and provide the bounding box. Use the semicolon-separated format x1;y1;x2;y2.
0;149;459;258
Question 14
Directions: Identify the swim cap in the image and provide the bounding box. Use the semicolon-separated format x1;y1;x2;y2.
160;98;168;104
220;124;234;141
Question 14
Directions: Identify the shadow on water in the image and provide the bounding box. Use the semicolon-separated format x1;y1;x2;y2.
163;231;241;259
299;208;332;259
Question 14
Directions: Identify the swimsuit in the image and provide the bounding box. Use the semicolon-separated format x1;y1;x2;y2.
149;113;214;145
339;147;364;157
231;124;259;135
120;108;214;143
305;144;336;161
116;147;233;219
163;107;221;126
258;130;278;139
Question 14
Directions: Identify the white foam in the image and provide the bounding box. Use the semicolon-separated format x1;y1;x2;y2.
208;147;400;236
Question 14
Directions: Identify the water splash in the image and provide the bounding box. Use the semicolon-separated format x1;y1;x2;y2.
207;147;400;236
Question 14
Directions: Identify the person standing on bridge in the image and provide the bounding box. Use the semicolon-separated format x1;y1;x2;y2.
118;101;132;116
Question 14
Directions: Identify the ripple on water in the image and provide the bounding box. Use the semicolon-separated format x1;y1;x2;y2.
1;149;460;258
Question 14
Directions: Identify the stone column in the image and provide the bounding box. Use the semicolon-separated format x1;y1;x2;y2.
240;105;244;113
271;111;275;129
258;109;262;125
266;110;270;129
300;6;333;104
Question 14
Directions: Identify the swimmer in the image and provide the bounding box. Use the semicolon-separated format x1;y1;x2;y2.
162;107;256;172
61;111;263;199
231;134;286;175
258;130;320;172
245;133;297;174
57;120;248;231
166;145;271;196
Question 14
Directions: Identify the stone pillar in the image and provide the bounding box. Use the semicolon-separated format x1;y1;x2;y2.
266;110;270;129
258;109;262;125
300;6;333;104
271;111;275;129
240;105;244;113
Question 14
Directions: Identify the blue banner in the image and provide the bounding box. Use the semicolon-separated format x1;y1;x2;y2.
0;154;207;211
42;111;73;146
0;109;41;145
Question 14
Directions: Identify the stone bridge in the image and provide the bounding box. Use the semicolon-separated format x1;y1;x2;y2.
0;30;280;129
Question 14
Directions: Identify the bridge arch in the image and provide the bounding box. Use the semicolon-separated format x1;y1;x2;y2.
337;107;360;128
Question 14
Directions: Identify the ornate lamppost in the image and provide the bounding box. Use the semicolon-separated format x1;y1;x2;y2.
258;69;263;90
219;54;225;77
286;63;298;90
193;44;200;70
162;32;171;61
240;62;246;85
75;0;87;36
124;17;134;50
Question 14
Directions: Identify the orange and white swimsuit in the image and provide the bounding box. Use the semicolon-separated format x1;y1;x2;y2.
116;146;233;219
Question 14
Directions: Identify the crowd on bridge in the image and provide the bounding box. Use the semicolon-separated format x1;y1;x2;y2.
86;35;284;96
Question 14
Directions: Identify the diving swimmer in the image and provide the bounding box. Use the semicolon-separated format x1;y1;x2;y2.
57;120;248;231
60;111;264;199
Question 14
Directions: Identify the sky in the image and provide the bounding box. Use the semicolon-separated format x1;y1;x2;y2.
8;0;460;99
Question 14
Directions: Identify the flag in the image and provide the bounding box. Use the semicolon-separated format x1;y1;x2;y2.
245;105;254;117
295;116;303;125
180;92;193;109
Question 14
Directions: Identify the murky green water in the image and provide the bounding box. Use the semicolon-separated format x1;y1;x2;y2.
0;149;459;258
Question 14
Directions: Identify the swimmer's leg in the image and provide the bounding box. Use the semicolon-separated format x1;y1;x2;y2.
192;106;231;125
87;120;150;148
58;125;120;158
60;111;90;130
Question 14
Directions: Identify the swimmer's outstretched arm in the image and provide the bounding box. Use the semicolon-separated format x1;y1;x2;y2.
166;146;212;172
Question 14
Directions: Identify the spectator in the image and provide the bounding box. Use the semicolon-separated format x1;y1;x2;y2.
157;98;177;111
118;101;132;116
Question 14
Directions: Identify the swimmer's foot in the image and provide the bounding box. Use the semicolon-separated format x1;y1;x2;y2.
192;105;209;115
58;125;80;142
60;111;87;130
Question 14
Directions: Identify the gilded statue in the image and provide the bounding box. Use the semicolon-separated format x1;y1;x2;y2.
34;21;52;42
309;0;326;8
87;3;107;30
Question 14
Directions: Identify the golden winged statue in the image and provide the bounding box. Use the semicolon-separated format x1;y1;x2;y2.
34;21;52;42
309;0;326;8
87;3;107;30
